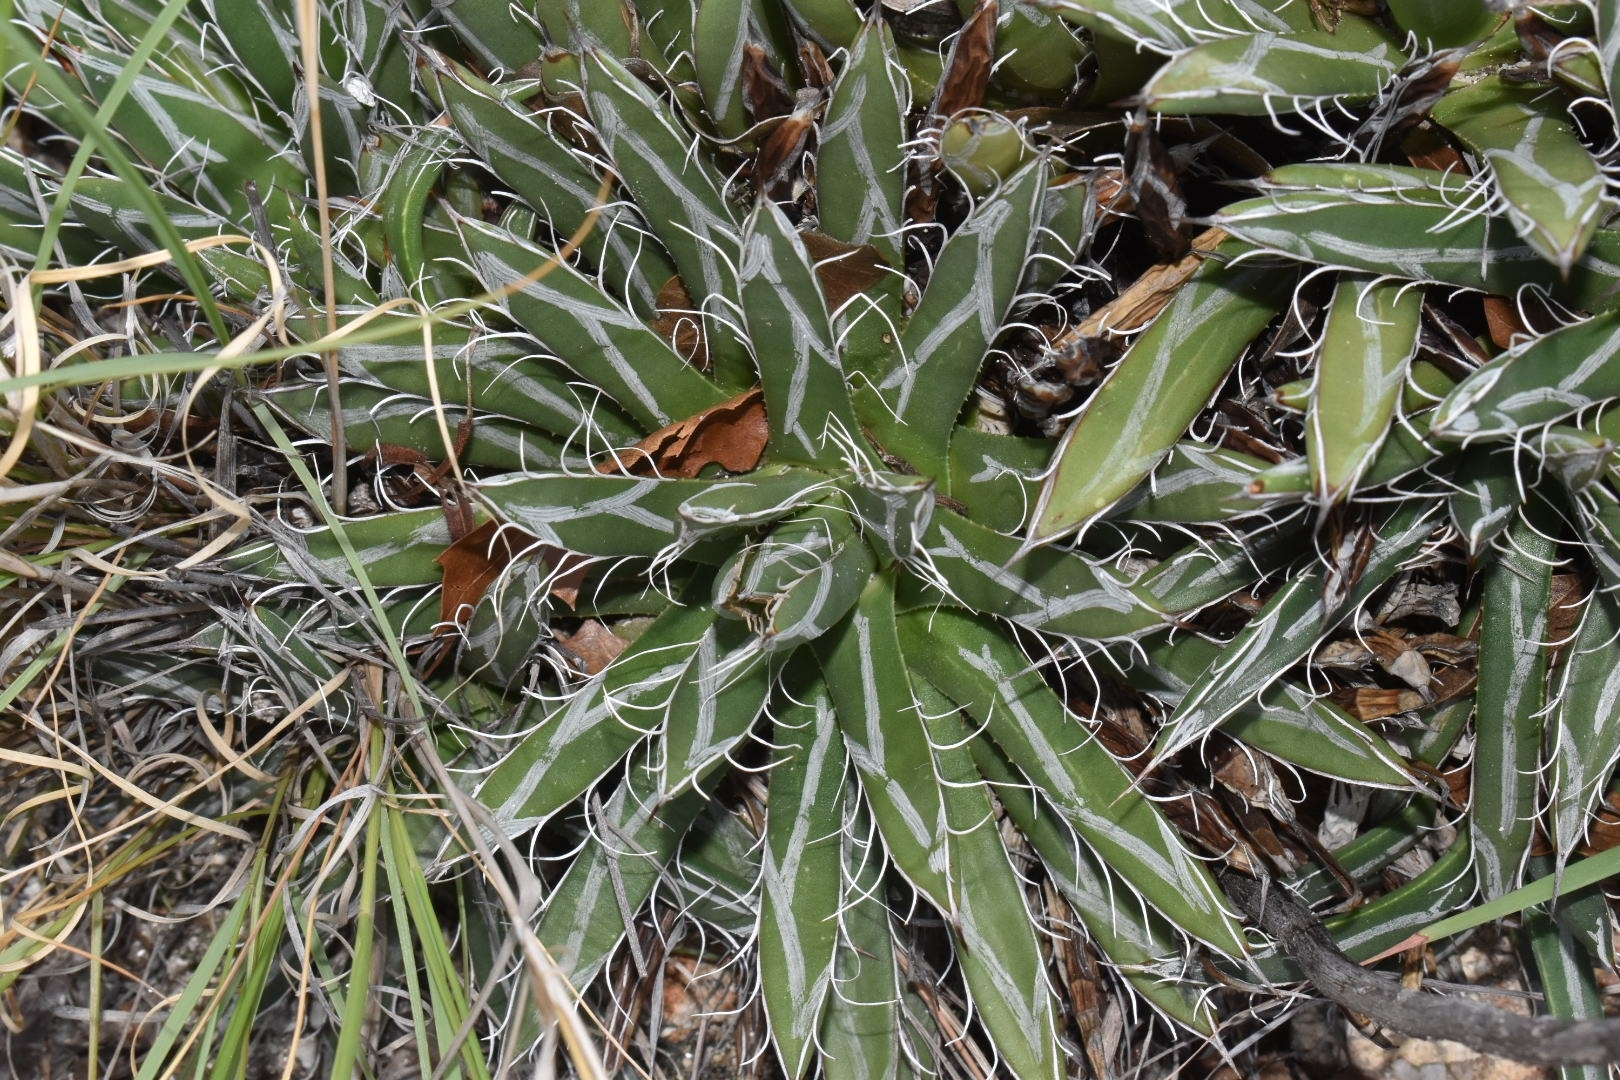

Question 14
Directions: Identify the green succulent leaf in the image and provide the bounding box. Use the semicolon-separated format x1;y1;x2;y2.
819;802;909;1080
1448;448;1523;556
904;510;1161;639
1548;589;1620;868
1432;309;1620;441
1142;17;1406;115
779;0;864;49
658;620;773;794
264;378;566;471
537;0;634;54
760;669;847;1080
817;19;908;266
1039;0;1298;54
581;49;752;386
944;428;1047;526
1141;634;1420;790
694;0;762;138
1431;75;1613;274
227;508;452;587
426;56;677;315
816;572;949;900
898;606;1248;955
1151;501;1436;765
1217;164;1620;304
1307;275;1422;504
481;474;733;557
713;510;876;651
1472;504;1557;899
1132;530;1307;615
917;681;1063;1080
1032;250;1291;542
1524;904;1608;1080
1109;443;1272;524
454;215;728;430
478;594;721;829
674;466;836;548
876;161;1046;473
1385;0;1501;48
741;199;863;465
536;742;711;987
968;735;1216;1033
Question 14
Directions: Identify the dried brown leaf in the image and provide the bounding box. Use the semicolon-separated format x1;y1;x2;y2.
555;618;630;676
802;231;892;312
597;387;769;478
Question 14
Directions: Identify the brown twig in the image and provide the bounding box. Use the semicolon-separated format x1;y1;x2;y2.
1222;870;1620;1067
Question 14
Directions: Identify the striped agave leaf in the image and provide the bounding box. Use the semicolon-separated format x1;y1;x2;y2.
1142;16;1406;115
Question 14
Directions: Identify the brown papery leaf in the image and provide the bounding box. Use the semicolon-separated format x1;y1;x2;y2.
653;276;708;370
597;387;769;478
556;618;630;676
932;0;994;121
742;42;794;123
435;519;593;627
802;232;891;313
436;519;536;628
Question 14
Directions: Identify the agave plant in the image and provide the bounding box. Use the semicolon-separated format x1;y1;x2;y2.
9;0;1620;1075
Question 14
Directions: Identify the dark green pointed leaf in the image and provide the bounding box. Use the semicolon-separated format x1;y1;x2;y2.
478;597;720;829
882;163;1046;473
817;19;907;265
815;573;948;899
1152;501;1435;765
1472;505;1556;898
916;682;1062;1080
1432;309;1620;441
454;215;728;430
741;200;861;465
1307;275;1422;504
536;743;709;987
905;510;1161;639
1033;252;1291;542
760;671;847;1080
899;607;1247;955
1431;76;1612;273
